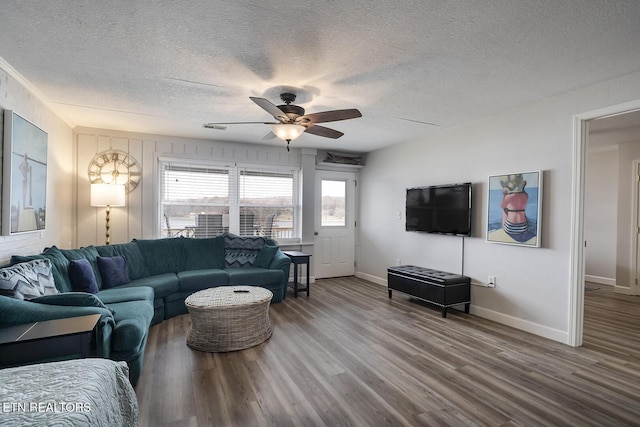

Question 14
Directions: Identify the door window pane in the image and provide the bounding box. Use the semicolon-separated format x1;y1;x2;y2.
321;180;346;227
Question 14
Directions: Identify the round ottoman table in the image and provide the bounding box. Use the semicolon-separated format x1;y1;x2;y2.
185;286;273;352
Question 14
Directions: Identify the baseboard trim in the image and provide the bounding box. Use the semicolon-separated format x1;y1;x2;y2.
614;286;635;295
355;271;568;344
469;306;568;344
585;275;615;286
355;271;386;287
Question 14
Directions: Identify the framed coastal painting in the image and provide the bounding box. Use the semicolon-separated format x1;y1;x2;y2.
2;110;48;235
487;171;542;247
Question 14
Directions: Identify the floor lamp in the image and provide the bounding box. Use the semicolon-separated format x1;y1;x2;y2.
91;183;126;245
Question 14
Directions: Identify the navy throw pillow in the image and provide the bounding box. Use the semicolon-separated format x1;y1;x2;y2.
97;256;131;289
68;259;98;294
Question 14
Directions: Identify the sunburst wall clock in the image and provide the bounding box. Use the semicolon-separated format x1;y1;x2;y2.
88;149;141;194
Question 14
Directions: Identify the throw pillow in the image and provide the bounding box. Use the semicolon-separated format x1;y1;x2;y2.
68;259;98;294
97;256;131;288
253;244;278;268
0;259;59;300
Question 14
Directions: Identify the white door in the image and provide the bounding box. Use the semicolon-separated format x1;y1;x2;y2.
314;170;356;278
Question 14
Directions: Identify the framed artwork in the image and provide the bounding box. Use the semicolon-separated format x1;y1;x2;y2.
2;110;48;235
487;170;542;247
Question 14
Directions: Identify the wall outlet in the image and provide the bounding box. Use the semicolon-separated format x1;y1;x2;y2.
397;211;402;220
396;258;402;266
488;276;496;287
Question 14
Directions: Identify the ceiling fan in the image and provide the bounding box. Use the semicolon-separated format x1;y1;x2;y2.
203;93;362;151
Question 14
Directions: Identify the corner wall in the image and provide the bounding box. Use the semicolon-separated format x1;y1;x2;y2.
0;61;74;263
357;71;640;344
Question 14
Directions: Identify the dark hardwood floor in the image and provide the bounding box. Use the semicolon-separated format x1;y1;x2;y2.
135;278;640;426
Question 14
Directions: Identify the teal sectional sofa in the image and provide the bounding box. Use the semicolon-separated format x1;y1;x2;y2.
0;233;291;386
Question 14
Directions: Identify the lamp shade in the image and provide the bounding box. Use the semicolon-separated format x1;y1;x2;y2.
91;184;126;207
272;124;305;142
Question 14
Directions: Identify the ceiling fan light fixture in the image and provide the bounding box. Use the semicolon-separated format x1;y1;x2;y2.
272;124;305;143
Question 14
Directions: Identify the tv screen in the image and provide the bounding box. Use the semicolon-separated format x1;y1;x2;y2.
406;183;472;236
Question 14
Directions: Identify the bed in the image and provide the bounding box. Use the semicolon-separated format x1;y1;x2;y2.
0;358;138;426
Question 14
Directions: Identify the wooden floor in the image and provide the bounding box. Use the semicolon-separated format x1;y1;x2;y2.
135;278;640;426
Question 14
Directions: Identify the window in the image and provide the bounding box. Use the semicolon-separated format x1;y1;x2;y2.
321;179;346;227
160;161;299;240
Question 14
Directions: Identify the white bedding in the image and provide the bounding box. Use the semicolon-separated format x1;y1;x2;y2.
0;358;138;427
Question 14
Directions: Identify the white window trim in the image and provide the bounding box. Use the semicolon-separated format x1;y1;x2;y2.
157;156;301;243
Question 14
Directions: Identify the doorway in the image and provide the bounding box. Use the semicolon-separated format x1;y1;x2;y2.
570;100;640;347
314;170;356;278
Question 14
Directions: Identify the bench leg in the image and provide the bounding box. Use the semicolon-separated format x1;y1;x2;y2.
465;303;470;313
388;289;392;298
441;307;447;318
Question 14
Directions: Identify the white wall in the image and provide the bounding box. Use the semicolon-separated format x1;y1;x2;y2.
357;71;640;344
0;62;74;264
585;148;618;284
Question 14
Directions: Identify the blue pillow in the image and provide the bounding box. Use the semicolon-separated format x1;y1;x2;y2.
68;259;98;294
97;256;131;288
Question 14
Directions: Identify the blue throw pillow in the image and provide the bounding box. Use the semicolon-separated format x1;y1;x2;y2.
68;259;98;294
97;256;131;288
253;244;278;268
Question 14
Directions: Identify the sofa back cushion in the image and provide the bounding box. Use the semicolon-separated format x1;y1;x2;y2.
96;242;150;280
223;233;270;268
0;259;59;300
182;236;225;270
134;238;186;275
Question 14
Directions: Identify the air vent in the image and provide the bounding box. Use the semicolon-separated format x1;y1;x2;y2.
203;124;227;131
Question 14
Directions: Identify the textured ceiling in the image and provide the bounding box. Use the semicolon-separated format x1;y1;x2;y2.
1;1;639;153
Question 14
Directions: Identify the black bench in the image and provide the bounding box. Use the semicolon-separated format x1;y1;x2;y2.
387;265;470;317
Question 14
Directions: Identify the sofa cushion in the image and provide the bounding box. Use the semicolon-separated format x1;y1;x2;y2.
109;300;153;352
31;292;111;311
61;246;103;290
0;259;59;300
253;244;278;268
106;273;180;299
97;256;131;289
134;238;185;275
68;259;99;293
223;233;269;267
96;285;155;305
225;267;284;287
177;269;229;292
95;242;150;280
182;236;225;270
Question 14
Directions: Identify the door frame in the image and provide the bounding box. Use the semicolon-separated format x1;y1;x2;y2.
629;160;640;296
569;99;640;347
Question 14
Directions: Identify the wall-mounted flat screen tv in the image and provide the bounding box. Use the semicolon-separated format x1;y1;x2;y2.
406;183;472;236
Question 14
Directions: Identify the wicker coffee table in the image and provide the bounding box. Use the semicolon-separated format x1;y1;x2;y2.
185;286;273;352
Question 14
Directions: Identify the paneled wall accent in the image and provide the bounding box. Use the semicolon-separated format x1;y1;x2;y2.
75;128;302;247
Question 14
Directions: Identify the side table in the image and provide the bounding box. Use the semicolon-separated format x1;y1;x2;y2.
283;251;311;297
0;313;100;368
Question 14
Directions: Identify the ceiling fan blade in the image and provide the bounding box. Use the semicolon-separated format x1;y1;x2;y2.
304;125;344;139
301;109;362;124
250;97;289;121
262;131;276;140
203;121;279;128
